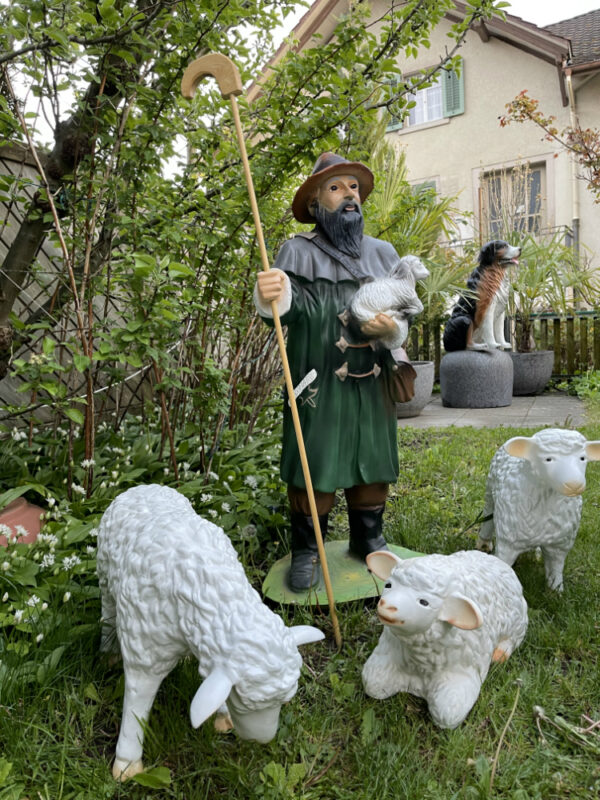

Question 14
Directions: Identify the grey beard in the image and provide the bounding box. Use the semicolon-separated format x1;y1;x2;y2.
313;202;364;258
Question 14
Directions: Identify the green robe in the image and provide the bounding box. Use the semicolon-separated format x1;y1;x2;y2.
265;233;402;493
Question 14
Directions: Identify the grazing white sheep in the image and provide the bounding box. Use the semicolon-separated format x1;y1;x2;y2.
349;255;429;349
362;550;528;729
96;484;324;781
477;428;600;591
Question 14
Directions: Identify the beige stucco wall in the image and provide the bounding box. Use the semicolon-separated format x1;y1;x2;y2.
368;1;599;268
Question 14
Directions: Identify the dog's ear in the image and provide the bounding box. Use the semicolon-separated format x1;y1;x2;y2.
479;241;495;266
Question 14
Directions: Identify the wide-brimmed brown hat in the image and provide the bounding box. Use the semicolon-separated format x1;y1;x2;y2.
291;152;374;223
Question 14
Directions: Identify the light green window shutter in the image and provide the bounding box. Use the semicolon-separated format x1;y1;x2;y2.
442;63;464;117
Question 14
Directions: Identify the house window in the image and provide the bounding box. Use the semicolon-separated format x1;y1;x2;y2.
480;163;545;237
407;77;443;126
387;62;464;132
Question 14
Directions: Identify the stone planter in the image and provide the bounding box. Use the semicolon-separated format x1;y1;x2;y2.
510;350;554;396
440;349;513;408
396;360;435;418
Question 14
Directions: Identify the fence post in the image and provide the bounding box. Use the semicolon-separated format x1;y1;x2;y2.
410;326;419;361
433;323;441;380
553;318;561;375
540;318;548;351
422;324;430;362
580;316;588;372
566;317;575;376
594;317;600;371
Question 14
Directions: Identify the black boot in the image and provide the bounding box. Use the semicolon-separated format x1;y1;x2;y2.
288;513;327;592
348;506;389;560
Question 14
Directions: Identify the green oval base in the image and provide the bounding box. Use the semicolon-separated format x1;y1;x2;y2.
261;540;423;605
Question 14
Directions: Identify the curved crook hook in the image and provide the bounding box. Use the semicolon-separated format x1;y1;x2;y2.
181;53;243;100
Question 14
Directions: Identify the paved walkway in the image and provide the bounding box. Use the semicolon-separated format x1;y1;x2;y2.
400;392;586;429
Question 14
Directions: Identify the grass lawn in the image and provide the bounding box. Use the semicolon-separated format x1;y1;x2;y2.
2;422;600;799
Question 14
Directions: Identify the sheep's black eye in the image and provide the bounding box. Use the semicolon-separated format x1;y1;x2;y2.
384;582;392;589
418;598;429;607
580;456;586;461
545;457;552;462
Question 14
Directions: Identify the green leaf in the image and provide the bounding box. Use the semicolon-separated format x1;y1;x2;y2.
11;561;40;587
42;337;55;356
0;484;48;510
63;407;85;425
0;758;13;785
72;354;91;372
84;682;101;702
63;522;94;545
168;262;195;279
13;9;28;25
132;766;171;788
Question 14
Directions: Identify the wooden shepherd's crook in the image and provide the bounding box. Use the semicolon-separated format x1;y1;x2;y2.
181;53;342;648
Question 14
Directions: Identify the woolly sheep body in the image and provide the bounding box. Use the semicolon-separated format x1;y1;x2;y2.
362;550;528;729
477;428;600;591
96;484;323;780
349;255;429;349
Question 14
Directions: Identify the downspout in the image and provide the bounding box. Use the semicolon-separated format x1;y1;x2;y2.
565;70;580;259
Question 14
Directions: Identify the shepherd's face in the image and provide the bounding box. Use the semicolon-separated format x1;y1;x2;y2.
310;174;361;215
309;173;364;258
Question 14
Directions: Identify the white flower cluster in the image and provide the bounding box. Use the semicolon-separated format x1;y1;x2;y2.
62;554;81;571
10;428;28;441
38;532;58;547
244;475;258;490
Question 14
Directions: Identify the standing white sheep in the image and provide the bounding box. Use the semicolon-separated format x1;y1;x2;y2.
349;254;430;349
477;428;600;591
362;550;528;729
96;484;324;781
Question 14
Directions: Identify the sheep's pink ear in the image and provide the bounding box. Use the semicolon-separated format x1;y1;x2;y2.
366;550;403;580
289;625;324;646
190;668;234;729
438;594;483;630
585;441;600;461
504;436;534;460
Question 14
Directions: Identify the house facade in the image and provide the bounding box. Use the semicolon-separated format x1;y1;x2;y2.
275;1;600;269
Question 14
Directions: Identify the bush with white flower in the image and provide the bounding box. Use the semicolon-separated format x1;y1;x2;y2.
0;407;287;676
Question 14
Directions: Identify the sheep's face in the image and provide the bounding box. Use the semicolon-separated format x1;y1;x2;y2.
377;574;444;634
504;431;600;496
368;552;483;635
395;255;430;284
226;687;282;743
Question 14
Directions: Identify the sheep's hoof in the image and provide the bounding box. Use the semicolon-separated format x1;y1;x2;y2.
475;538;493;554
214;711;234;733
112;757;144;781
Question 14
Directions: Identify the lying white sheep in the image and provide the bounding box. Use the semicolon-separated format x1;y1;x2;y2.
349;254;430;349
96;484;324;781
477;428;600;591
362;550;528;729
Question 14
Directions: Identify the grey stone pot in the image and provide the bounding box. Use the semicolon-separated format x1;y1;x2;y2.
396;361;435;418
510;350;554;396
440;349;513;408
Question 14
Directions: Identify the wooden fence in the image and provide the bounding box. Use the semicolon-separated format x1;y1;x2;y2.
407;311;600;381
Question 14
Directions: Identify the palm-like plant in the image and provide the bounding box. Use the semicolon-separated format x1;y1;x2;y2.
509;230;600;352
